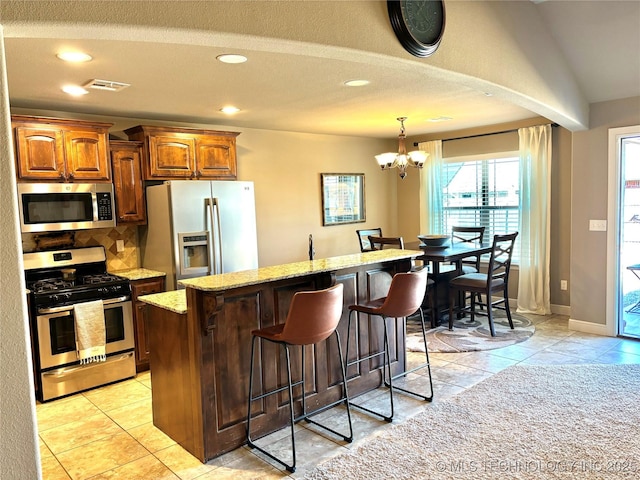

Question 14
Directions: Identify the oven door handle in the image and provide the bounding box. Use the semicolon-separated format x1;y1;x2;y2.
37;296;131;314
41;351;135;378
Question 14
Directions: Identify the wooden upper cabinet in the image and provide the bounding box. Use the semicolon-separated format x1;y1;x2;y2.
12;115;112;182
110;140;146;224
14;126;66;180
196;135;237;179
125;125;239;180
148;134;196;178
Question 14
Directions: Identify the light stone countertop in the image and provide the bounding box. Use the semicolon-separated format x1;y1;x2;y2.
138;289;187;315
111;268;167;281
179;249;421;292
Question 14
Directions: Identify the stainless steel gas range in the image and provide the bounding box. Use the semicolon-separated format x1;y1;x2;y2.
23;247;136;402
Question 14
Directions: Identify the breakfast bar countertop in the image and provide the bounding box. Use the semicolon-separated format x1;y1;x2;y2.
138;289;187;314
111;268;167;281
179;249;422;292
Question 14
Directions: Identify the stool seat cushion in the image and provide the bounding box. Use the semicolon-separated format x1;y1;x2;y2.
461;265;478;274
449;273;504;290
252;323;285;342
348;297;385;315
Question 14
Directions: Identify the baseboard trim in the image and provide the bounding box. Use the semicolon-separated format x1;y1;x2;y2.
551;304;570;316
568;317;613;337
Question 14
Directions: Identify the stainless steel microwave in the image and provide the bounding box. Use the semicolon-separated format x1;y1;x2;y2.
18;183;116;233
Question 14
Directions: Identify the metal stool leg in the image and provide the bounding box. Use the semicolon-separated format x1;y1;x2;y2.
247;333;353;473
246;337;297;472
385;308;433;402
345;309;394;422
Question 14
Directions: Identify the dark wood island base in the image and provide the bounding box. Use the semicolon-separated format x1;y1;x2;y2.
140;250;421;463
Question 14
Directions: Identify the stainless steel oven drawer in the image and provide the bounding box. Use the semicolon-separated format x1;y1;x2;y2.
40;351;136;401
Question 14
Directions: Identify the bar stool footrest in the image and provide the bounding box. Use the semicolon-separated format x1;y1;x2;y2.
385;361;433;402
348;401;393;423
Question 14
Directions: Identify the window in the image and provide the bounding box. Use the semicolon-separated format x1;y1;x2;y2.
440;152;520;261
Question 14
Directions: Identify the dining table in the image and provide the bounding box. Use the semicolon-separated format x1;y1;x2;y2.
417;242;493;324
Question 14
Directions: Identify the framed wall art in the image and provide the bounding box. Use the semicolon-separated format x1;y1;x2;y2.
321;173;366;226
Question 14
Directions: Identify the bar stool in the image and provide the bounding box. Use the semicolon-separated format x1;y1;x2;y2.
246;283;353;473
346;269;433;422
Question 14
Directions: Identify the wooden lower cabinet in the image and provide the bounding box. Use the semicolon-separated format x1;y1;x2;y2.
131;277;165;372
147;258;411;463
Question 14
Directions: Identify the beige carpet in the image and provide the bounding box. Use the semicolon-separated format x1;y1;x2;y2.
406;311;535;353
305;364;640;479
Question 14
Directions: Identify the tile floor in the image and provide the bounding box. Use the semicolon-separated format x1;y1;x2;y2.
37;313;640;480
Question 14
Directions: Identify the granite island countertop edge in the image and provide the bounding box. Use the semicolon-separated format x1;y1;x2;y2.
179;249;421;292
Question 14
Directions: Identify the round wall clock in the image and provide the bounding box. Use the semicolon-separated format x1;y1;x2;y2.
387;0;446;58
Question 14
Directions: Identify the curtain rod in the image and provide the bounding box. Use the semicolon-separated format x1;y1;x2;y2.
413;123;558;147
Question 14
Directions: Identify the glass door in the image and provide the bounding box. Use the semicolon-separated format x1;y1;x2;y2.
619;134;640;338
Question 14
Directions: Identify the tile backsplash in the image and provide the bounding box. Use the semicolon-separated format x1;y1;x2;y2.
22;226;140;272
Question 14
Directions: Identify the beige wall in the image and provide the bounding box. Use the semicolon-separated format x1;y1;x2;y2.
571;96;640;326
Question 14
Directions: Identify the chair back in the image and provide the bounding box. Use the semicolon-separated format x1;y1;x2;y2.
280;283;344;345
368;235;405;251
356;228;383;252
452;226;486;270
379;269;428;318
487;232;519;283
451;226;485;246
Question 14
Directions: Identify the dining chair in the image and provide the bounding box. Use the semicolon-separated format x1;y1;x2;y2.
346;268;433;422
451;226;486;307
368;235;405;250
447;232;518;337
356;227;383;252
246;283;353;473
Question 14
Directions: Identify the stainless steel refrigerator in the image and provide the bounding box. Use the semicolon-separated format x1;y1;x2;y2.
141;180;258;290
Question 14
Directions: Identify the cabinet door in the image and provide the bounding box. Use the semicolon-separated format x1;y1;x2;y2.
131;278;165;372
148;134;196;179
111;142;146;224
14;126;66;180
64;130;111;181
195;135;237;179
134;301;151;369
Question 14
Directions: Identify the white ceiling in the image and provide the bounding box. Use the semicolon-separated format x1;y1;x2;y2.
3;1;639;139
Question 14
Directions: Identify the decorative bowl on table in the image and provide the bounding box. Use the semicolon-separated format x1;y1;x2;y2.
418;234;449;247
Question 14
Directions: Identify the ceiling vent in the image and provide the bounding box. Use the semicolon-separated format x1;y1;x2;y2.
83;79;130;92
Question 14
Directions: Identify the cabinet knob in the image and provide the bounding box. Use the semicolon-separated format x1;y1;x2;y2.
196;170;202;178
68;172;75;180
58;171;65;179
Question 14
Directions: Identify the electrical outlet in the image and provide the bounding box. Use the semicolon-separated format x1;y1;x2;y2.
560;280;568;291
116;240;125;252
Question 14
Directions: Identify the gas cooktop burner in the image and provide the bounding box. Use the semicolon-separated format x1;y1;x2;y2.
81;274;122;285
31;279;75;293
29;274;125;293
24;246;131;306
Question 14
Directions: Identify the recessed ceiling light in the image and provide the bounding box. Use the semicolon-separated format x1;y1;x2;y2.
216;54;248;64
62;85;89;96
428;116;453;122
344;80;370;87
220;106;241;114
56;51;93;63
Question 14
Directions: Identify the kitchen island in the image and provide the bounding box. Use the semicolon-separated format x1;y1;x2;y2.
139;249;421;463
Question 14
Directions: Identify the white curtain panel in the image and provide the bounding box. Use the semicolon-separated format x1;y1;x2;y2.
517;124;552;314
418;140;444;234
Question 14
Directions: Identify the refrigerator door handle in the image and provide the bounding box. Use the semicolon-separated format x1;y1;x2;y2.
206;197;223;274
205;197;217;275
